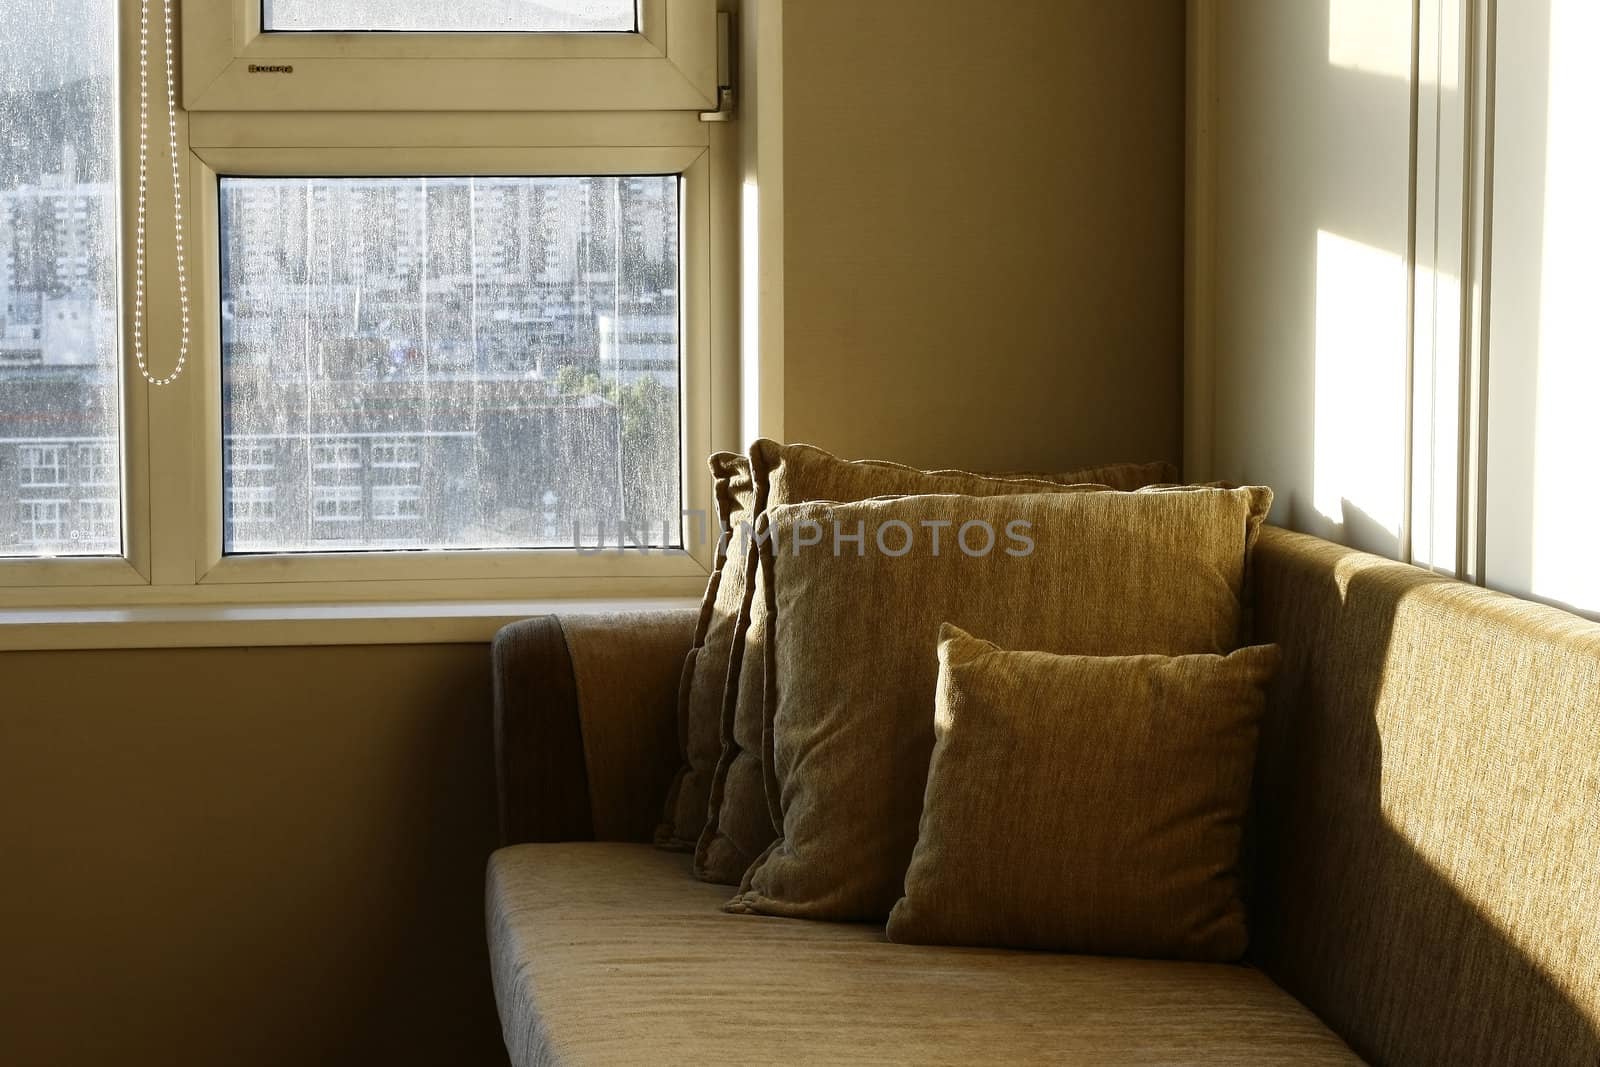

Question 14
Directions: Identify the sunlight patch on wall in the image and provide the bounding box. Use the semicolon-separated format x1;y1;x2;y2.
1314;230;1407;552
1328;0;1434;86
1530;0;1600;611
1411;265;1462;574
741;180;762;446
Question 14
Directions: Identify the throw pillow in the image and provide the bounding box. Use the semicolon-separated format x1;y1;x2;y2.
886;626;1280;960
726;484;1272;919
692;441;1176;882
654;452;755;849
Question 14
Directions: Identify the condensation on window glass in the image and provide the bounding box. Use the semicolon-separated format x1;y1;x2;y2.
262;0;637;33
0;0;123;558
219;175;681;554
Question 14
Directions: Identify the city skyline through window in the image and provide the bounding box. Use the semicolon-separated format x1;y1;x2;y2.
219;175;683;554
0;0;123;558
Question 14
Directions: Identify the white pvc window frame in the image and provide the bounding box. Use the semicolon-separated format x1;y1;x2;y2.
0;0;735;615
181;0;717;112
184;142;716;590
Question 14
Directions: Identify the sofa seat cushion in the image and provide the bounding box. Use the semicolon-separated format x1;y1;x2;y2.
487;843;1361;1066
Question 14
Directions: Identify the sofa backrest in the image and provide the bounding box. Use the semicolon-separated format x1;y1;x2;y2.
1247;527;1600;1066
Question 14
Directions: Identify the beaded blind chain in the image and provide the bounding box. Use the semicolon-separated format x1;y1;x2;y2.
132;0;192;387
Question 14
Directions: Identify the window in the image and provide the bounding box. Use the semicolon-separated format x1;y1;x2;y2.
78;443;118;487
373;484;423;522
19;445;69;488
310;440;362;475
225;441;277;472
0;0;123;559
218;175;683;555
18;500;68;548
370;439;420;470
225;485;277;528
4;0;726;607
77;498;119;543
261;0;638;34
313;486;364;525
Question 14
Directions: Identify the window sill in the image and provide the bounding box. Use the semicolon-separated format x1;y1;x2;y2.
0;596;700;652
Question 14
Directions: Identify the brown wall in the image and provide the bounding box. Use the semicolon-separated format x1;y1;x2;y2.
781;0;1186;472
0;645;505;1067
0;7;1188;1065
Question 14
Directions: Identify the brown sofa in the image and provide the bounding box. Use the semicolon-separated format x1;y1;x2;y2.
485;527;1600;1065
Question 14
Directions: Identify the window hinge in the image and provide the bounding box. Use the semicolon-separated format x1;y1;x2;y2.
698;12;736;123
699;87;736;122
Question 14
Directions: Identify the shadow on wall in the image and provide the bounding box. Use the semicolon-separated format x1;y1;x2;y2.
1247;536;1599;1065
1287;496;1399;569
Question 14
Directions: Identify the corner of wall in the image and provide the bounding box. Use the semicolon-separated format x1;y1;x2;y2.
1184;0;1218;484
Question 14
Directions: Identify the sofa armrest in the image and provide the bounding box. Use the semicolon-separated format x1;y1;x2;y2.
492;609;698;847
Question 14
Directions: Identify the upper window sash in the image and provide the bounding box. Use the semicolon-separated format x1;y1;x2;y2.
180;0;717;112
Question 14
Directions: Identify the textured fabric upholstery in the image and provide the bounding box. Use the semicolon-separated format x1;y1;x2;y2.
888;628;1279;959
1248;528;1600;1066
732;487;1271;921
696;440;1179;885
487;843;1359;1067
656;453;755;850
557;611;698;843
493;617;593;846
488;527;1600;1067
494;610;697;847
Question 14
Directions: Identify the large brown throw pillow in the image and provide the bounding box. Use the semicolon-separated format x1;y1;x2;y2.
726;484;1272;920
692;441;1178;882
654;453;754;849
886;626;1280;960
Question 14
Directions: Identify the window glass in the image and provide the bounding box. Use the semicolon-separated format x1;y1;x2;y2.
1483;0;1600;616
261;0;637;33
219;175;681;554
1;0;122;557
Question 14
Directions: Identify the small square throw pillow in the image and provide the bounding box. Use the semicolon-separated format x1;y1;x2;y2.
886;626;1281;961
